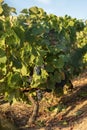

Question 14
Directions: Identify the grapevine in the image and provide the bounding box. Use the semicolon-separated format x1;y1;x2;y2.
0;1;87;124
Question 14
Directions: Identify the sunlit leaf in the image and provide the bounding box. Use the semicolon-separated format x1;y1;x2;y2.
0;5;3;14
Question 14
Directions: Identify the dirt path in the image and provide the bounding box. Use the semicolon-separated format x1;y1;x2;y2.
0;71;87;130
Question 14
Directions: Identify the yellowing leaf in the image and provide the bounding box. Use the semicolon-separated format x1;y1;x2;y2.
21;64;27;76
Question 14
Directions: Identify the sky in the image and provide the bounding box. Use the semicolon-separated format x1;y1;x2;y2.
4;0;87;20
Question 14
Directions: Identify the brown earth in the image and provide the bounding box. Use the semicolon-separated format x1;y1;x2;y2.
0;71;87;130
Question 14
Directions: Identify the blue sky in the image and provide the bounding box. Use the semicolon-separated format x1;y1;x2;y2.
4;0;87;20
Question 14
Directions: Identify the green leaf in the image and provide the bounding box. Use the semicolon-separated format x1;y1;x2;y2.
21;9;29;14
7;72;22;88
0;56;7;63
21;64;27;76
45;64;54;72
0;48;5;57
0;5;3;14
11;72;22;85
6;30;20;47
41;68;48;80
32;26;45;36
10;7;16;14
0;39;5;48
29;6;39;14
0;48;6;63
53;58;64;69
29;54;36;64
10;55;22;69
36;56;44;66
54;71;62;82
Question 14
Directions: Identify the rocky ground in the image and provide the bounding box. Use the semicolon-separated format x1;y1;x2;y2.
0;71;87;130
